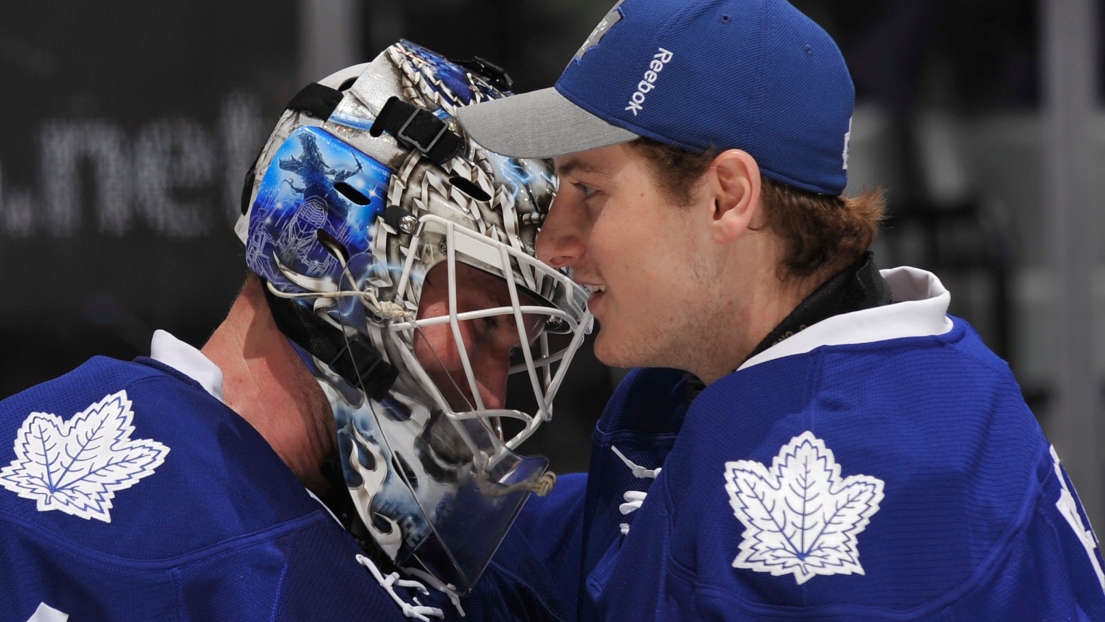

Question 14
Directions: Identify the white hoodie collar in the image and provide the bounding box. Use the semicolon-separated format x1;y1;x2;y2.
739;267;954;371
149;329;225;402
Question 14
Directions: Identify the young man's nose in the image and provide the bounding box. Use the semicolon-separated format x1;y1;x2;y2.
536;196;585;269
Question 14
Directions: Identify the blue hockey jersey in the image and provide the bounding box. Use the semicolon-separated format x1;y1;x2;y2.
0;332;568;621
514;267;1105;620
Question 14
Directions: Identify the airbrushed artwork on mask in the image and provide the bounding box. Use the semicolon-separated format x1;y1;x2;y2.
390;40;499;114
389;40;556;224
334;391;430;562
324;369;545;578
245;126;397;315
387;43;554;232
238;38;594;594
246;40;558;329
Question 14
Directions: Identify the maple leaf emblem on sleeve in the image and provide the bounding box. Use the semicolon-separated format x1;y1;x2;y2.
723;432;884;585
0;390;170;523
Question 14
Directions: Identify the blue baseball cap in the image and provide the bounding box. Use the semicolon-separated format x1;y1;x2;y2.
456;0;854;195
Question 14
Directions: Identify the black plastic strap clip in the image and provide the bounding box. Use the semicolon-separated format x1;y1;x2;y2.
370;97;462;165
323;333;399;401
453;56;513;92
263;284;398;400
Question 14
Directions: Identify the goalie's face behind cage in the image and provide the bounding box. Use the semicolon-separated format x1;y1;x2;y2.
414;261;547;414
236;40;592;593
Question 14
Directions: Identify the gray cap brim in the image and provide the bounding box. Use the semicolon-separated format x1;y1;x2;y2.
456;87;639;159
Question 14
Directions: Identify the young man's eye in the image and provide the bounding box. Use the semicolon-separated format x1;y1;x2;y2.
572;182;597;199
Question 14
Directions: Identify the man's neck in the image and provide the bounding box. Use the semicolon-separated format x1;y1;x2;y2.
687;240;814;383
745;252;892;361
202;276;336;494
695;252;890;385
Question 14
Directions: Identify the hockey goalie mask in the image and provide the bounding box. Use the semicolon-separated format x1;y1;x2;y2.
236;40;592;593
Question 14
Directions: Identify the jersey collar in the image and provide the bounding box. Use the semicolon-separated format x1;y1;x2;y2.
738;266;953;372
149;329;226;402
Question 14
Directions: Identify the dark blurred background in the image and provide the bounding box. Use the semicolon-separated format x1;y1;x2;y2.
2;0;1103;526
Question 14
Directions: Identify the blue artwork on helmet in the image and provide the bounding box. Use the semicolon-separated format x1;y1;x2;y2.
394;41;478;106
245;126;390;295
237;40;593;596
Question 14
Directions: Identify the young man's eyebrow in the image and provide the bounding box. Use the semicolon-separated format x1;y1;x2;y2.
555;158;604;177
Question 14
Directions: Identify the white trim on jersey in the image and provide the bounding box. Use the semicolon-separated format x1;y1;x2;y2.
150;330;225;402
740;267;954;372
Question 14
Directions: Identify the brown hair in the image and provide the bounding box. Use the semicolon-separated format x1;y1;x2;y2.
626;137;885;281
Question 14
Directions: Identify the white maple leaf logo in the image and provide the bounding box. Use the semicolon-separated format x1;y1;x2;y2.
723;432;884;584
0;390;170;523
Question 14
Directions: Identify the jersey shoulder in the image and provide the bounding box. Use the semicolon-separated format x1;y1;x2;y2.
0;355;323;559
0;357;430;621
595;337;1105;617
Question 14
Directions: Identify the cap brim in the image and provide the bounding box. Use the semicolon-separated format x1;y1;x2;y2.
457;87;639;159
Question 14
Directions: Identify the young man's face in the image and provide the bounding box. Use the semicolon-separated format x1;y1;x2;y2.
537;144;722;370
413;261;545;413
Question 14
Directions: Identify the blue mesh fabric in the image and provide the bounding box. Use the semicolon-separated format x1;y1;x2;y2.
0;357;437;620
556;318;1105;619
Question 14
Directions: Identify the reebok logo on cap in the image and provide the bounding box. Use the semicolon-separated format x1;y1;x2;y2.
625;48;673;116
457;0;855;194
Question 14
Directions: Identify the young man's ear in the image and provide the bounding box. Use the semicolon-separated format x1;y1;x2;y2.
708;149;761;244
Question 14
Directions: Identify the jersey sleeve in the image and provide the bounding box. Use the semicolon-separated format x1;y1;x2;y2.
935;455;1105;619
1;510;412;622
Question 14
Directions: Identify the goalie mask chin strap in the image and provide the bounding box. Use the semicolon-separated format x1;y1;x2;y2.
262;282;398;400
